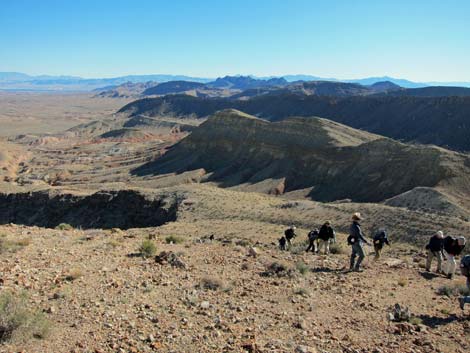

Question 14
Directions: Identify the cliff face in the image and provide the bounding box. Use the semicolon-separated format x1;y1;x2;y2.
0;189;179;229
133;110;470;204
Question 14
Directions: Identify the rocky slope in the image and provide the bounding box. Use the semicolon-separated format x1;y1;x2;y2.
0;184;469;352
132;110;470;214
118;94;470;151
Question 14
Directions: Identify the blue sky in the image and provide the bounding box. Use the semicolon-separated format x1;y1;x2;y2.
1;0;469;81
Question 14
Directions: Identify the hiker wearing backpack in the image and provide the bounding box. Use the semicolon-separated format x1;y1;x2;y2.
348;213;370;272
425;231;444;273
306;228;319;253
458;255;470;310
318;221;335;255
278;236;287;251
373;229;390;260
443;236;466;279
284;226;297;248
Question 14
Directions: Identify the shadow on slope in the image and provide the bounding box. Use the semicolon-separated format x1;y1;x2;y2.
132;110;460;204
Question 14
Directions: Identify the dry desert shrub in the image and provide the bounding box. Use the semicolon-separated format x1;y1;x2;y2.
65;268;83;282
437;283;470;297
199;277;224;291
295;261;310;275
165;235;184;244
0;291;50;343
0;238;31;254
138;240;157;258
55;223;74;231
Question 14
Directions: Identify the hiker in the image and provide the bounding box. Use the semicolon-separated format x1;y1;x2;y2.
373;229;390;260
425;231;444;273
443;236;466;279
284;226;297;248
458;255;470;310
318;221;335;254
306;228;319;253
278;236;287;251
348;212;370;272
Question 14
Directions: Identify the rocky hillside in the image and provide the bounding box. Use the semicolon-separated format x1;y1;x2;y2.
132;110;470;213
118;94;470;151
0;183;469;352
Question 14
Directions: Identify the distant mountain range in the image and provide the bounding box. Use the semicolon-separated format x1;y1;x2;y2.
1;71;470;91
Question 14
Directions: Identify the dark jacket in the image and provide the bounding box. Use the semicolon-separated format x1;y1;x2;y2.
318;224;334;241
349;221;368;245
443;236;465;256
426;235;444;253
308;230;319;241
373;231;390;247
284;228;296;240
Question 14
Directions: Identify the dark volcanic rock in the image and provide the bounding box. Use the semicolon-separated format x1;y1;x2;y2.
0;189;179;229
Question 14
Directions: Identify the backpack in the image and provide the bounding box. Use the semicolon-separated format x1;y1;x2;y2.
308;230;319;241
461;255;470;277
373;231;386;245
347;234;356;245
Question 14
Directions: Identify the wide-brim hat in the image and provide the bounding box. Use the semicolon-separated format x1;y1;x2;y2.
352;212;362;220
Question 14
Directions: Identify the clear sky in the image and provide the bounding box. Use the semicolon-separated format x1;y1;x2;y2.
1;0;469;81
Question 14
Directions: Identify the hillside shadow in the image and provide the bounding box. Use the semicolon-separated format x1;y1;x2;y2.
419;271;441;280
311;267;342;274
417;314;464;328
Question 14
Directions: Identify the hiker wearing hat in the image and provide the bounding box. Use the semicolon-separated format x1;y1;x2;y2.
348;213;370;272
284;225;297;248
458;255;470;310
425;231;444;273
443;236;467;279
318;221;335;255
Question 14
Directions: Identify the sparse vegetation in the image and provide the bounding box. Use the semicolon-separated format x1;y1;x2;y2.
289;241;308;255
295;261;309;275
409;316;423;325
138;240;157;258
65;268;83;282
294;287;309;297
0;291;50;343
0;238;31;253
199;277;223;291
165;235;184;244
329;242;345;254
397;279;407;287
55;223;73;231
437;283;470;297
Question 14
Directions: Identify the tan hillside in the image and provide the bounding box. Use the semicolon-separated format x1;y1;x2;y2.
132;110;470;217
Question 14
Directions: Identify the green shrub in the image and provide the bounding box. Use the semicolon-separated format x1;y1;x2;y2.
295;261;309;275
165;235;184;244
0;291;51;343
55;223;73;231
139;240;156;258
